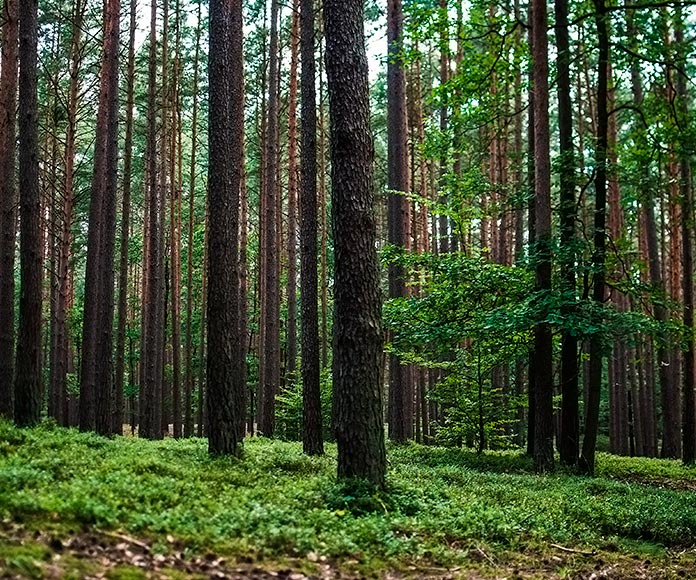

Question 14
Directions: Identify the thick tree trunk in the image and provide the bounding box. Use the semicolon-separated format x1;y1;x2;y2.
324;0;386;488
300;0;323;456
14;0;43;427
207;0;244;455
0;0;19;419
79;0;120;435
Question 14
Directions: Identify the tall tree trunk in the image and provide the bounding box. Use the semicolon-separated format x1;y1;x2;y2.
184;0;202;438
387;0;411;443
675;8;695;463
531;0;554;473
286;0;300;384
170;0;183;438
580;0;609;475
556;0;578;467
0;0;19;419
301;0;323;456
207;0;244;455
141;0;164;439
260;0;281;437
114;0;137;436
14;0;43;426
324;0;386;488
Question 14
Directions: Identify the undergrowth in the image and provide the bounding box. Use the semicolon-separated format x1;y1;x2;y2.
1;420;695;571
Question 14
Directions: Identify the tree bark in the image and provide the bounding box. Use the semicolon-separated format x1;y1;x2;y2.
556;0;579;467
301;0;323;456
531;0;554;473
14;0;43;427
207;0;244;455
387;0;411;443
580;0;609;476
184;0;202;438
0;0;19;419
259;0;281;437
324;0;386;487
114;0;137;436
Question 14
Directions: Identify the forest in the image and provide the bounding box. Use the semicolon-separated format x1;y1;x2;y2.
1;0;696;577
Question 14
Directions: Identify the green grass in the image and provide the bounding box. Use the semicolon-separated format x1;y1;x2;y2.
1;420;695;575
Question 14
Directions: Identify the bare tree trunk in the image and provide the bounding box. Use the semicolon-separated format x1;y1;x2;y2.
556;0;579;467
286;0;300;384
141;0;164;440
14;0;43;426
207;0;244;455
580;0;609;475
387;0;411;443
324;0;386;487
301;0;323;456
0;0;19;419
260;0;281;437
114;0;137;436
531;0;554;473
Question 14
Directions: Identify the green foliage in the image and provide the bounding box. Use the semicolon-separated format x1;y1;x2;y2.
2;422;696;575
275;368;333;443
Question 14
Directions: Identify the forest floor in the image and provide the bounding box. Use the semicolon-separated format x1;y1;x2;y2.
1;422;695;579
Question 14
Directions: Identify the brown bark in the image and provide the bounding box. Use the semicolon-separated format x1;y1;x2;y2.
675;9;695;463
324;0;386;487
114;0;137;436
301;0;323;456
286;0;299;383
79;0;120;435
141;0;164;440
580;0;609;476
207;0;244;455
259;0;281;437
556;0;579;466
170;0;184;438
14;0;43;426
531;0;554;473
387;0;411;443
184;0;202;438
0;0;19;419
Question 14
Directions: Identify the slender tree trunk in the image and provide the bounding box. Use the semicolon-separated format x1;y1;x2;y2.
259;0;281;438
141;0;164;440
207;0;244;455
14;0;43;426
387;0;411;443
556;0;578;467
0;0;19;419
114;0;137;436
580;0;609;475
286;0;300;384
301;0;323;456
324;0;386;488
184;0;202;438
531;0;554;473
675;8;695;463
170;0;183;438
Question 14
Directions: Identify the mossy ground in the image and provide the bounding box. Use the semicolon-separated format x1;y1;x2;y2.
0;421;695;578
